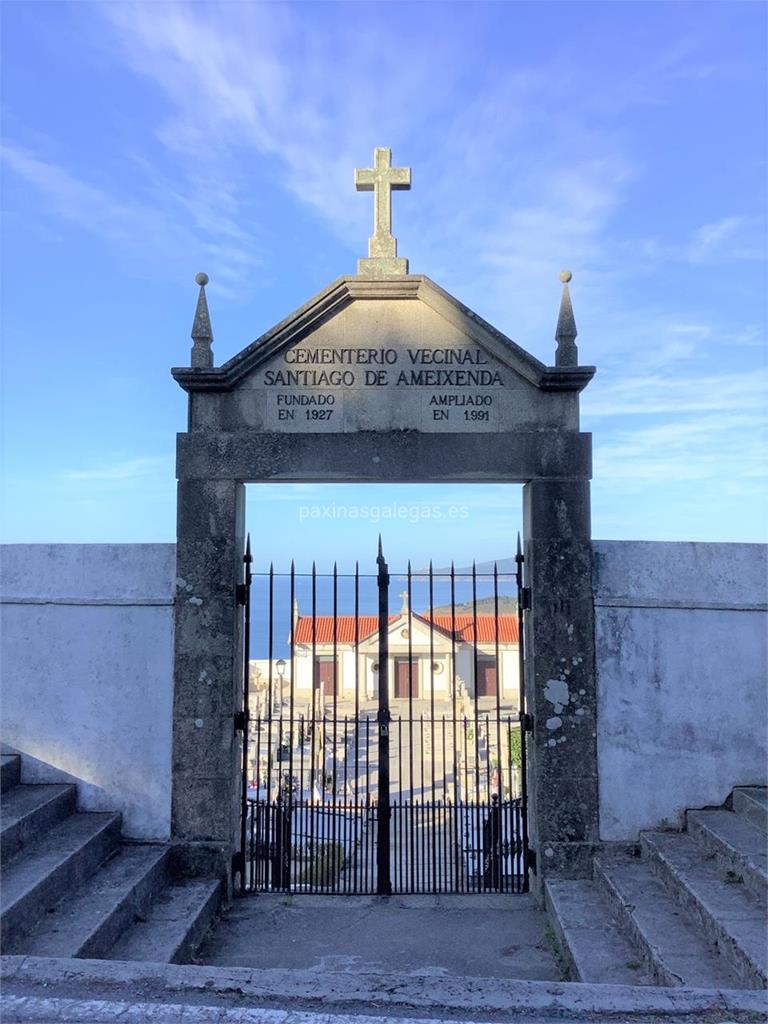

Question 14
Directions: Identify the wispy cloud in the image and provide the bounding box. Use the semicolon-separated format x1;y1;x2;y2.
595;413;766;485
585;368;768;418
0;143;259;292
637;215;764;268
687;216;762;264
61;457;171;482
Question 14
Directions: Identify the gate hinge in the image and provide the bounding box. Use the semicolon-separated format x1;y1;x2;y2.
236;583;248;606
234;710;247;733
231;850;245;881
520;587;531;611
519;711;534;733
527;848;537;875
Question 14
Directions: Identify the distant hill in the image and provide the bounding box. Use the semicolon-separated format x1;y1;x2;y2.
430;594;517;616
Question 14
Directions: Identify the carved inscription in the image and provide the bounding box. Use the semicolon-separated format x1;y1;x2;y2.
256;342;509;432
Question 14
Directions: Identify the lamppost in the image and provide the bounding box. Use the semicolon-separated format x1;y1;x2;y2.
276;658;286;714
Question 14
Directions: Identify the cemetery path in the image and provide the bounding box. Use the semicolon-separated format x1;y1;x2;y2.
194;893;560;981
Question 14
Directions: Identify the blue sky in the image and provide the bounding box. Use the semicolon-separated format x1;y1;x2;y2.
1;1;765;571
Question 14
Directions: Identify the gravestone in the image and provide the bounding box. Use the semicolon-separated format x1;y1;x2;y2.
171;148;598;883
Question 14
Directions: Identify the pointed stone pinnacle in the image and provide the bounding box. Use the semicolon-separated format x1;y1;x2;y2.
191;272;213;369
555;269;578;368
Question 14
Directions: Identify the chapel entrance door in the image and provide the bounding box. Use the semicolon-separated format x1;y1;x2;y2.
477;657;497;697
316;657;336;697
394;657;417;699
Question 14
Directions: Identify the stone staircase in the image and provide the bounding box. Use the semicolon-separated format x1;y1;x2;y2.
0;753;221;963
546;786;768;989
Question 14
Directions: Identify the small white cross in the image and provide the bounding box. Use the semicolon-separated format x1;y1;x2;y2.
355;147;411;276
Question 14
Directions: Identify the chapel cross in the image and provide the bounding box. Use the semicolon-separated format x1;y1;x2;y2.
355;147;411;277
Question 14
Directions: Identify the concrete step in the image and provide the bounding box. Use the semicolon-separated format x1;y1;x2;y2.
733;786;768;833
544;878;654;986
9;845;171;960
1;784;77;861
594;853;746;989
687;808;768;903
0;812;122;949
642;830;767;989
106;879;221;964
1;755;20;793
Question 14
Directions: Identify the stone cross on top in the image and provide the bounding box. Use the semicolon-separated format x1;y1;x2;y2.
355;147;411;278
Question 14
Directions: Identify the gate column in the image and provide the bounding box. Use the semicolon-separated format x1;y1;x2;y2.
523;477;598;879
171;474;246;879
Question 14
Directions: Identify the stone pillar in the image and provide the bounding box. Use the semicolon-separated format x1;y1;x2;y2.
171;475;245;880
523;477;598;879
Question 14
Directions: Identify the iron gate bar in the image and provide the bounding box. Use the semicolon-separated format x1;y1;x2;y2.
515;534;531;879
238;535;252;896
450;562;459;892
376;538;392;896
356;561;362;806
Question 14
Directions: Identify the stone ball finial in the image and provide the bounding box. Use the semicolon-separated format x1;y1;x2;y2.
559;270;572;284
195;272;209;287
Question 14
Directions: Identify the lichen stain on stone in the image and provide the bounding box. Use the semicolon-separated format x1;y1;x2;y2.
188;596;203;606
546;716;562;731
544;678;570;714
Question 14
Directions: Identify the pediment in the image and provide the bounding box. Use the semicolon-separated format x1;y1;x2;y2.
357;611;454;653
173;275;594;434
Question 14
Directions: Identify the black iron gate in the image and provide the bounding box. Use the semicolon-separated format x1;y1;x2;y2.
235;538;531;895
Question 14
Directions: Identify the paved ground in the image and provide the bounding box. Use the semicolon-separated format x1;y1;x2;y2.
2;955;765;1023
1;993;760;1023
195;894;561;981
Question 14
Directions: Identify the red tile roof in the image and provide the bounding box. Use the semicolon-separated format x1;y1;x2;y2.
294;614;518;645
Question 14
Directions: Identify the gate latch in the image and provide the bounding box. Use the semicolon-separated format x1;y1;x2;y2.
379;724;389;737
519;712;534;733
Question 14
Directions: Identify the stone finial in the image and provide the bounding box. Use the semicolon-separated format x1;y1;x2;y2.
355;147;411;278
191;272;213;369
555;269;578;367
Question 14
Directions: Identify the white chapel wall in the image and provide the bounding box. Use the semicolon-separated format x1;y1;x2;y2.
0;544;175;840
594;540;767;841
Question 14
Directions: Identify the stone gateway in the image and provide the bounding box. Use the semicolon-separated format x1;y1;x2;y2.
170;148;598;887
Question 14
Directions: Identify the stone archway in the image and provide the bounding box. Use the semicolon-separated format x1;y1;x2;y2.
169;271;598;885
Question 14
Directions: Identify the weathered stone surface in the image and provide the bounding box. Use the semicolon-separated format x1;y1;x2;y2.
523;480;599;877
4;953;768;1019
172;276;594;436
177;430;592;483
171;478;244;870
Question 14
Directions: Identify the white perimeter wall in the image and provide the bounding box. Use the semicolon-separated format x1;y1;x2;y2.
2;540;765;845
0;545;175;840
594;541;768;841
